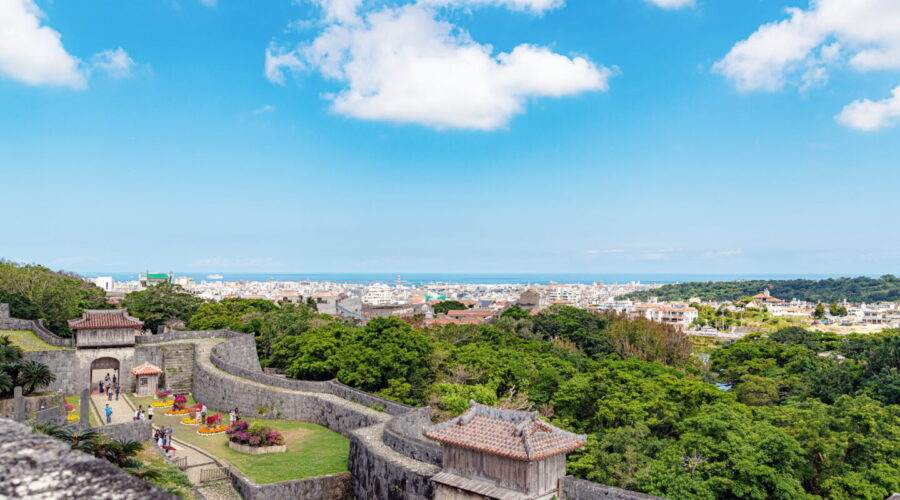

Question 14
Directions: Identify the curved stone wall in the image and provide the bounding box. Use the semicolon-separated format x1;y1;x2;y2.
229;469;351;500
382;407;442;467
349;423;439;500
0;317;72;347
193;342;389;437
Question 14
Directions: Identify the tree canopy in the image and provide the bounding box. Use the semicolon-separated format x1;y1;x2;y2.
122;283;203;333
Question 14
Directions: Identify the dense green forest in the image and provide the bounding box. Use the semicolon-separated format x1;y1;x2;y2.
624;275;900;303
0;261;110;336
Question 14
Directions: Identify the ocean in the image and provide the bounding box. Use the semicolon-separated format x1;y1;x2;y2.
79;272;856;286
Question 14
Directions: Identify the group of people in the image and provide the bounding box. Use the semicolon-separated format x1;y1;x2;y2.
154;426;176;456
98;373;120;401
228;407;241;424
133;405;153;421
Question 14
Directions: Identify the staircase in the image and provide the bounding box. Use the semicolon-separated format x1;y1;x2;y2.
162;344;194;393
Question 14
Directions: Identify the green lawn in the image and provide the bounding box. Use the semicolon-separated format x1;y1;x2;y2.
128;394;349;484
135;446;199;499
1;330;68;352
65;396;101;427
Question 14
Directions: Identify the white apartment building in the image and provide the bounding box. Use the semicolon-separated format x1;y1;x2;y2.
633;303;699;329
363;283;394;306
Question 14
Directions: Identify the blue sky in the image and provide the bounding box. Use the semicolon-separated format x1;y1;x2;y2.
1;0;899;275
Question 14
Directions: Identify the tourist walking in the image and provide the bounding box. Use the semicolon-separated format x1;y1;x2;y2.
166;426;174;446
112;374;117;385
107;388;113;401
233;407;240;422
104;404;112;424
200;403;207;422
104;373;111;385
228;409;234;424
148;406;153;421
99;380;104;394
134;405;142;421
115;383;120;400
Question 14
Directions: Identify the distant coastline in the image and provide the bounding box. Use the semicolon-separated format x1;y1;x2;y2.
77;272;862;286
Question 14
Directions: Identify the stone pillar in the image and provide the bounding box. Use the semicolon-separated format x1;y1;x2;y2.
13;386;25;422
0;303;9;319
80;388;91;428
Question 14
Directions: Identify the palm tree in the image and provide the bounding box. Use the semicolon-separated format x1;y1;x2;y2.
98;439;144;468
0;342;22;363
17;359;56;394
31;422;69;441
60;428;100;454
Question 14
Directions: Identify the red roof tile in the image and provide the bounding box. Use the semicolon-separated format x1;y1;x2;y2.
425;402;586;462
131;362;162;376
68;309;144;330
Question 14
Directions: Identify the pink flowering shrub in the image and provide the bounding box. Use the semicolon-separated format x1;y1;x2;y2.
227;421;282;447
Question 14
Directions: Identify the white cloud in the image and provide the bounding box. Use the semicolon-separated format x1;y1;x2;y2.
0;0;86;88
292;2;610;130
421;0;564;14
585;249;624;255
836;86;900;131
90;47;137;79
702;249;743;259
265;44;305;85
716;1;900;91
715;0;900;130
642;0;694;9
253;104;277;114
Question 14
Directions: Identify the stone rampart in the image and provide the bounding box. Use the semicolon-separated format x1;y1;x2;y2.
228;468;352;500
96;420;153;443
34;404;66;424
560;477;668;500
349;423;439;500
0;418;178;499
194;343;389;437
382;407;442;467
135;328;244;344
24;350;77;393
209;336;411;415
0;393;63;419
0;317;73;347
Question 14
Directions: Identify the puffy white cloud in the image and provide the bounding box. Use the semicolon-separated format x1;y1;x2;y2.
91;47;137;79
716;0;900;90
642;0;694;9
0;0;86;88
421;0;564;14
265;44;305;85
836;86;900;131
292;3;610;130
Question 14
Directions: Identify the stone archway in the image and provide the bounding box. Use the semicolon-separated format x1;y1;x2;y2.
90;357;120;393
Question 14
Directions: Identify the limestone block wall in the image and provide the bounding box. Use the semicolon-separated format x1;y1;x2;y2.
0;317;73;347
135;329;243;345
209;334;262;371
24;350;77;393
95;420;153;443
560;477;667;500
161;343;194;392
349;423;439;500
0;418;178;499
382;407;443;467
0;393;63;419
228;469;352;500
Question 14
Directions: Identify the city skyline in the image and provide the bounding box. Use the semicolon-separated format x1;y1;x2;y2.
3;0;899;275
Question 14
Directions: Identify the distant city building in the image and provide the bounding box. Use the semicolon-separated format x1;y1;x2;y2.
633;303;698;329
363;283;393;306
139;272;172;288
312;291;339;315
516;289;541;312
92;276;114;292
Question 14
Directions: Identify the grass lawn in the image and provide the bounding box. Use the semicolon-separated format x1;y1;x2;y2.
135;446;199;499
66;395;101;427
128;394;349;484
1;330;69;351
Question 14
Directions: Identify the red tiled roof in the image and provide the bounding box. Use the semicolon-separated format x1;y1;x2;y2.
131;362;163;376
424;402;586;462
68;309;144;330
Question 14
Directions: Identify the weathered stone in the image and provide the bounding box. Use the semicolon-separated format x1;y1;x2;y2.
13;387;25;422
0;417;177;499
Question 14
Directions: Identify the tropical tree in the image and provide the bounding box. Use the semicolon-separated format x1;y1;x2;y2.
433;300;468;315
17;359;56;394
122;283;203;333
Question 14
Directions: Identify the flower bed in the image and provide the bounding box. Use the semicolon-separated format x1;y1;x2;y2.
225;421;286;453
151;400;174;408
197;425;228;435
65;403;75;413
67;413;79;422
180;417;202;425
165;409;189;415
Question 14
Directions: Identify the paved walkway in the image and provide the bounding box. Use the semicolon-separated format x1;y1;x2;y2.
90;393;132;425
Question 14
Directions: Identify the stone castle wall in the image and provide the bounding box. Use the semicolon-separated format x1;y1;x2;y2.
382;407;442;467
0;418;177;499
95;420;153;444
349;423;438;500
560;477;667;500
0;393;63;419
0;316;73;348
229;469;352;500
161;343;194;392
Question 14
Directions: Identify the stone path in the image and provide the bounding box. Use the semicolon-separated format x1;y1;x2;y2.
90;393;132;425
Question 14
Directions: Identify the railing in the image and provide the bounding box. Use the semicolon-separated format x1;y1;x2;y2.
200;466;229;483
172;456;188;470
